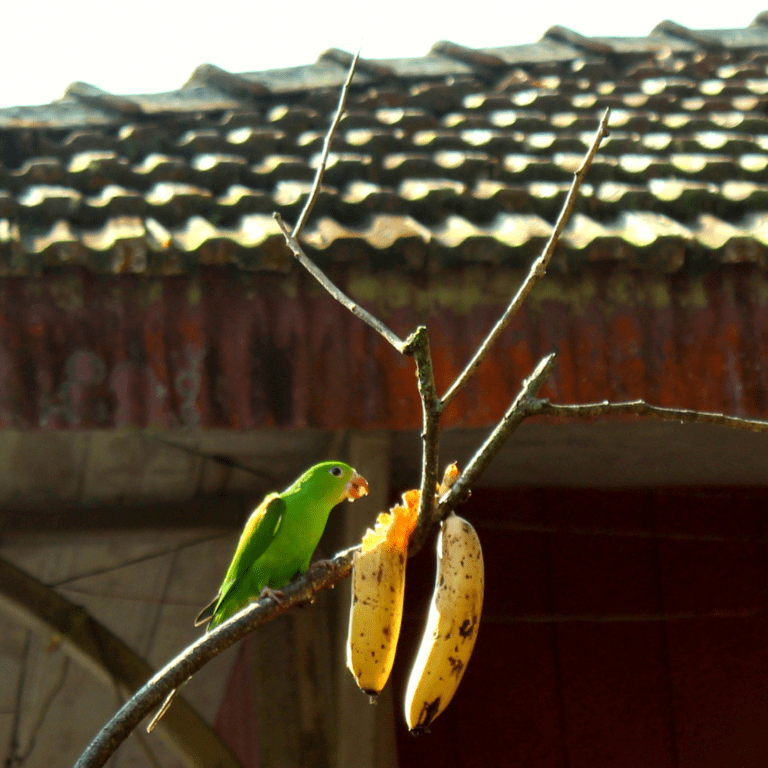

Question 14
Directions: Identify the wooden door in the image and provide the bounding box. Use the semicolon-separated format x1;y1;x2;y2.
394;487;768;768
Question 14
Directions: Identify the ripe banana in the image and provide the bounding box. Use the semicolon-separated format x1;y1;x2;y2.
346;463;463;697
404;512;484;733
346;489;419;695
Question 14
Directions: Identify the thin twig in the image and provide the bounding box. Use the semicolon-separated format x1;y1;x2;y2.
292;48;360;238
275;213;406;351
146;434;275;483
143;551;178;658
527;398;768;432
57;586;210;605
50;533;228;588
274;48;406;352
441;108;611;407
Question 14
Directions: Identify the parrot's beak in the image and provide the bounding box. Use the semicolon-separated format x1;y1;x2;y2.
345;470;369;501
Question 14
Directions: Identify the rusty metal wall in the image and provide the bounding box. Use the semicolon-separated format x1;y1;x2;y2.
0;263;765;430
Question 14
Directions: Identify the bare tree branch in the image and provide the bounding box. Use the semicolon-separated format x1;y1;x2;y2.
440;108;611;408
276;104;610;555
527;398;768;432
292;48;360;237
73;551;357;768
75;52;613;768
274;48;407;352
404;327;442;551
76;365;768;768
274;213;406;351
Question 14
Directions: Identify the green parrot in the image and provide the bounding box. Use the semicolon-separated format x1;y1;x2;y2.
147;460;368;732
196;460;369;630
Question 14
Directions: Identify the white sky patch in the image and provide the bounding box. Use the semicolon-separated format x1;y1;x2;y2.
0;0;765;108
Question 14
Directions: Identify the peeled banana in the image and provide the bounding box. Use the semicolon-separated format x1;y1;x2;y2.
346;489;419;695
404;512;484;733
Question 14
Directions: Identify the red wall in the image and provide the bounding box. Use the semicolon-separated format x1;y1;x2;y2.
394;487;768;768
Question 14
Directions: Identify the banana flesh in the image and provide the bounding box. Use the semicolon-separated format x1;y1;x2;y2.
404;513;484;733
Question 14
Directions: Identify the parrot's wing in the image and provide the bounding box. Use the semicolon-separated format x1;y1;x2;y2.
195;493;287;627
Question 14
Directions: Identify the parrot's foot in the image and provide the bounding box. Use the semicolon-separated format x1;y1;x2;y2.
258;586;287;603
312;558;335;571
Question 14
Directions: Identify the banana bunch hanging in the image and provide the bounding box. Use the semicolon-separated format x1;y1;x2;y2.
346;463;485;732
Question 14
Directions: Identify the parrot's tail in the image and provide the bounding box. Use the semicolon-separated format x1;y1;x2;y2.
195;596;218;627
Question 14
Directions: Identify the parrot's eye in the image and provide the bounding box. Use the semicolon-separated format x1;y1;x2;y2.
329;466;344;477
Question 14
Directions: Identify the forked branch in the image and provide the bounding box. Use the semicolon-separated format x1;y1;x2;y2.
439;353;557;517
76;55;615;768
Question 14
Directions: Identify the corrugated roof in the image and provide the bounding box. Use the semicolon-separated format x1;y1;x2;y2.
0;17;767;273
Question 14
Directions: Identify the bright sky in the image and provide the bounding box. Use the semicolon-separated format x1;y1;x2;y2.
0;1;765;109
